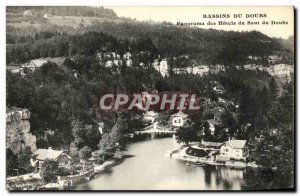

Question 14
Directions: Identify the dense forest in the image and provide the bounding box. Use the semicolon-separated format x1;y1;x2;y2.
7;6;117;18
6;6;294;65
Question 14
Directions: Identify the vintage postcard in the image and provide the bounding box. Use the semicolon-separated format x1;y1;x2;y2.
6;6;295;191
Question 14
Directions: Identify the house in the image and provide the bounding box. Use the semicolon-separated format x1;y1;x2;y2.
154;59;169;77
126;59;133;67
193;65;210;76
31;147;72;172
207;119;220;135
267;55;282;64
123;52;131;60
171;111;188;127
23;58;47;72
143;111;158;123
105;60;114;67
216;139;248;162
96;52;103;61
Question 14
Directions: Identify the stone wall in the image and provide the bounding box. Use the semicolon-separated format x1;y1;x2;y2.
6;107;37;155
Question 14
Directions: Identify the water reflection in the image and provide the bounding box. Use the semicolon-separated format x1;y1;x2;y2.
75;138;252;190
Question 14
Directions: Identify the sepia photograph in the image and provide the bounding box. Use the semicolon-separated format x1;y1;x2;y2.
5;5;295;191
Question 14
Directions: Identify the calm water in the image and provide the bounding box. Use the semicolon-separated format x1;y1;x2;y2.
75;138;248;190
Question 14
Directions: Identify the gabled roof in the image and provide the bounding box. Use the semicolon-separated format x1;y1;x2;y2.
171;111;188;118
33;148;70;161
225;140;247;149
207;119;219;127
27;59;46;68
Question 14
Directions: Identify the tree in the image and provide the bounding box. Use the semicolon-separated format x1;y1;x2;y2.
40;159;59;183
78;146;92;160
6;148;17;177
16;147;34;175
175;126;198;145
69;142;79;158
98;133;115;160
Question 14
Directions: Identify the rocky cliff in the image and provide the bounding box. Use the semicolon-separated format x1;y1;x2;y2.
6;107;37;155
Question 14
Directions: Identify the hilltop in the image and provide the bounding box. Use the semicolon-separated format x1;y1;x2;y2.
6;6;293;66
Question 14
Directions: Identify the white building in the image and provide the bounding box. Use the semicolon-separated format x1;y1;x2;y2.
143;111;158;123
126;59;133;67
171;111;188;127
31;147;72;172
153;59;169;77
22;58;47;72
105;60;113;67
216;139;248;162
123;52;132;60
207;119;220;135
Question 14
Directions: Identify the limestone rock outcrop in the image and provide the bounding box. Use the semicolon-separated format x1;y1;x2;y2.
6;107;37;155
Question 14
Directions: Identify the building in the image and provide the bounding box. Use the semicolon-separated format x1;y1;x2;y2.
126;59;133;67
6;66;25;75
153;59;169;77
267;55;282;64
207;119;220;135
23;58;47;72
171;111;188;127
216;139;248;162
105;60;114;67
123;52;132;60
143;111;158;123
31;147;72;171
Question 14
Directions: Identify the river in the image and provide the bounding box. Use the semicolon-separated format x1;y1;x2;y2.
75;138;257;190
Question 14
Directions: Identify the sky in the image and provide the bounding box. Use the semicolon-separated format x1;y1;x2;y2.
107;6;294;39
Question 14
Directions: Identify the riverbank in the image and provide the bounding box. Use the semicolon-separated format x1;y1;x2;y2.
169;146;259;169
75;137;264;190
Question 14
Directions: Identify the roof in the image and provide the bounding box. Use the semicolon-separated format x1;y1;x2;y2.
144;111;158;117
207;119;219;127
171;111;188;118
200;141;223;148
225;140;247;149
27;59;46;68
33;148;69;161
